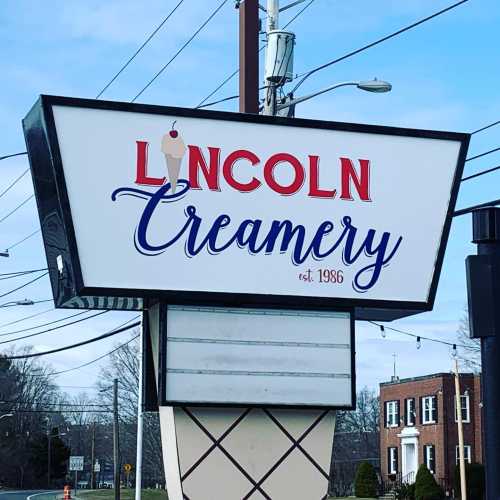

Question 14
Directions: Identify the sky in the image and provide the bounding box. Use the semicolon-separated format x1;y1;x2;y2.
0;0;499;396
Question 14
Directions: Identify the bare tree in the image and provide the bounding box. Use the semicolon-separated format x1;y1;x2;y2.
329;387;380;496
96;332;164;486
456;310;481;372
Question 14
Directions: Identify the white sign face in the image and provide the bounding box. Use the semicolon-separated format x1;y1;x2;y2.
163;306;353;407
24;97;468;312
69;456;84;471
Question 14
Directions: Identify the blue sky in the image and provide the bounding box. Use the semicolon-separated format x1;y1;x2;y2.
0;0;498;393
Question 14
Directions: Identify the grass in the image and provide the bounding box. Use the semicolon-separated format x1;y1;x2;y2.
78;489;168;500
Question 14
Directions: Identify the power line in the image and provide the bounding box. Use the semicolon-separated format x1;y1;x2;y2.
96;0;186;99
0;271;48;299
0;309;91;338
0;194;35;225
50;330;140;377
6;228;41;251
0;268;47;277
292;0;471;93
461;164;500;182
0;152;27;161
465;146;500;163
0;307;54;329
454;198;500;217
471;120;500;135
3;320;141;360
131;0;229;102
0;310;108;345
196;0;316;108
0;168;29;200
0;299;52;308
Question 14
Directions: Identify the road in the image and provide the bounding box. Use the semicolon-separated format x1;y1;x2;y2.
0;491;57;500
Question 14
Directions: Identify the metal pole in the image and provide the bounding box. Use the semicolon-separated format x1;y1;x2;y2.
263;0;279;116
90;422;96;490
454;358;467;500
47;421;51;489
466;207;500;500
135;315;145;500
239;0;259;113
75;470;78;497
113;378;120;500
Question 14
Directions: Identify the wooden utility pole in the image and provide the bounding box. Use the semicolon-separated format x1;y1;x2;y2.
113;379;120;500
239;0;259;113
454;359;467;500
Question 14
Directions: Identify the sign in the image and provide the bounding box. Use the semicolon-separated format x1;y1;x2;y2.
69;456;84;471
94;461;101;472
123;463;132;473
23;96;469;319
158;305;354;409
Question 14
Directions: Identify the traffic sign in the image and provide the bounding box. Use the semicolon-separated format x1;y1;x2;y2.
123;463;132;473
94;461;101;472
69;456;84;471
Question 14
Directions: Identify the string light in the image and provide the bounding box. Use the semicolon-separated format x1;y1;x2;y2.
416;336;422;350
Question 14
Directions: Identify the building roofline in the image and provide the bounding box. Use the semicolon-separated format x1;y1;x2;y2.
380;372;479;387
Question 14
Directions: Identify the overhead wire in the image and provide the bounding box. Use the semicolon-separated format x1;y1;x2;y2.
0;194;35;225
291;0;471;93
464;146;500;163
6;228;41;251
0;152;28;161
461;164;500;183
0;271;48;299
3;319;141;360
0;310;108;345
0;307;54;329
96;0;186;99
0;168;30;200
0;268;48;277
131;0;230;102
471;120;500;135
0;309;92;338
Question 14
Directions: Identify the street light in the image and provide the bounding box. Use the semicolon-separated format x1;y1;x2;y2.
276;78;392;112
0;250;8;258
0;413;13;421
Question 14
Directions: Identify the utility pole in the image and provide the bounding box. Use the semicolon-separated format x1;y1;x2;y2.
135;315;145;500
466;207;500;500
454;359;467;500
90;422;96;490
46;418;51;489
239;0;259;113
113;378;120;500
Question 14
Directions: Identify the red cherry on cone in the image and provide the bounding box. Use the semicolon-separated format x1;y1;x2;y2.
169;130;178;138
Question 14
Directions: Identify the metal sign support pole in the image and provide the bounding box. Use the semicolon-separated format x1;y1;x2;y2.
466;207;500;500
135;314;145;500
113;378;120;500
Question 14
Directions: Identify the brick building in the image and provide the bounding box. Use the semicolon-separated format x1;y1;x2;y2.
379;373;482;489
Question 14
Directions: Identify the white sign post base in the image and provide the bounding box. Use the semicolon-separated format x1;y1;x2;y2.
159;406;336;500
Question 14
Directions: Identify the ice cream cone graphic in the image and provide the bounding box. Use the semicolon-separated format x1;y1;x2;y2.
161;121;186;192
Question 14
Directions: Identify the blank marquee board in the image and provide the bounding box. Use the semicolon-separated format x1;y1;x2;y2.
158;306;354;409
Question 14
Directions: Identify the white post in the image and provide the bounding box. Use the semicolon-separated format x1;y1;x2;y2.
135;315;144;500
454;358;467;500
264;0;279;116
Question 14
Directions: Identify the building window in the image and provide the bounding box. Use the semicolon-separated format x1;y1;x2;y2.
388;447;398;474
385;400;400;428
405;398;416;426
455;394;471;423
424;445;436;474
456;445;472;464
421;396;438;424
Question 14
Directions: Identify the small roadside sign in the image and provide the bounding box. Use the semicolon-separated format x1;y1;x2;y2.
94;461;101;472
123;463;132;473
69;456;84;471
